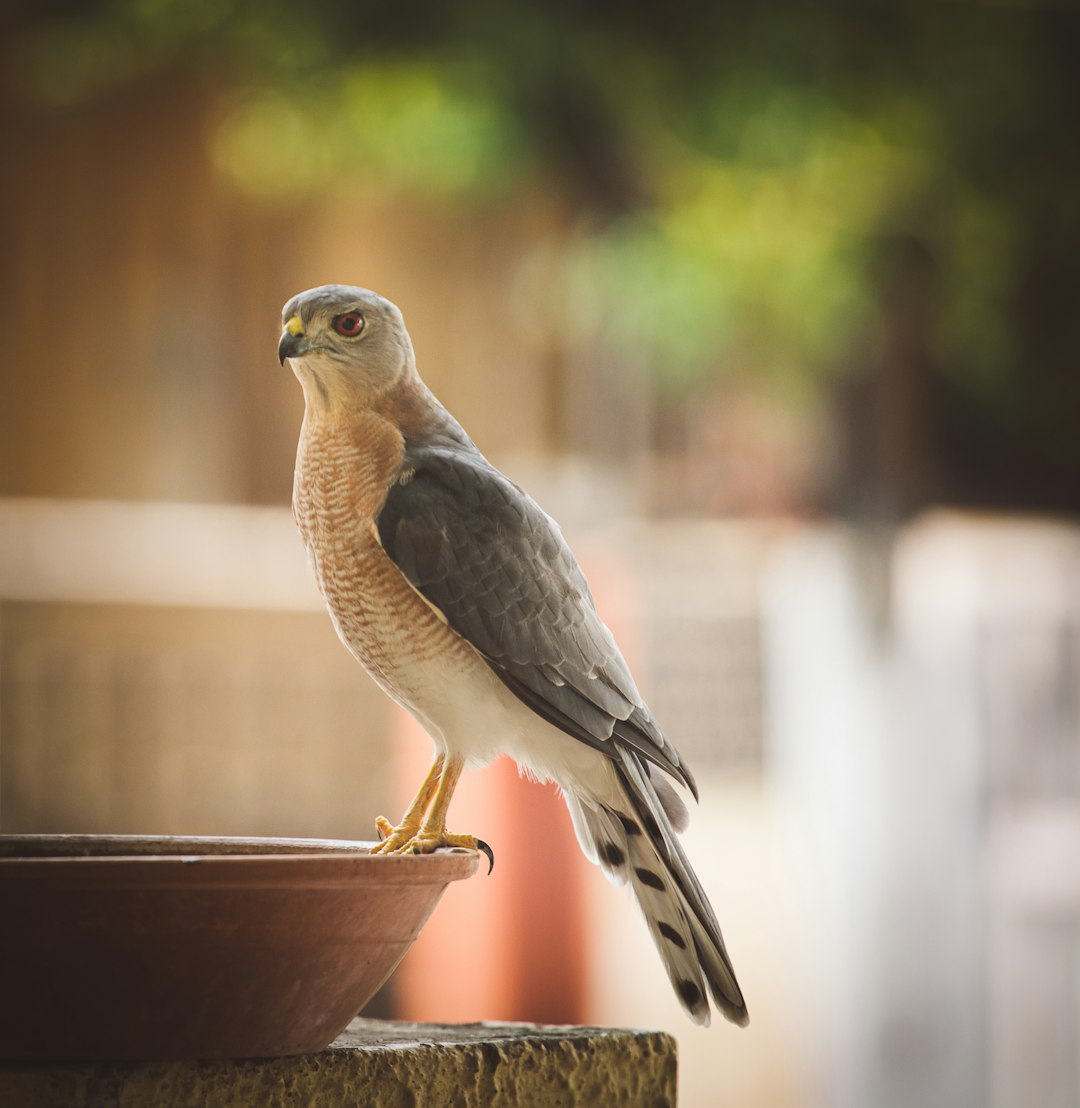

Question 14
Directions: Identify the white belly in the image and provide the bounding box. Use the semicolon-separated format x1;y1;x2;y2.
312;537;609;796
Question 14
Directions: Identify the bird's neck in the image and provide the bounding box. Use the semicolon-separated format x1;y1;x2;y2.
371;376;471;449
298;370;477;495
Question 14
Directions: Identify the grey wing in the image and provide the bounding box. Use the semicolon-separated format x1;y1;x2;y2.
376;445;697;798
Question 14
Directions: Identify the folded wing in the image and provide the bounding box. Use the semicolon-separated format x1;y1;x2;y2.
376;443;696;798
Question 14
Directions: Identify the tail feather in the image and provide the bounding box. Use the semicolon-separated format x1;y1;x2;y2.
565;750;748;1027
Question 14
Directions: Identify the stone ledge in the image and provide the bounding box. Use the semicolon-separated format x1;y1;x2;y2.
0;1018;677;1107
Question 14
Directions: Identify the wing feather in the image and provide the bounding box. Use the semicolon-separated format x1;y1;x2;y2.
377;444;696;796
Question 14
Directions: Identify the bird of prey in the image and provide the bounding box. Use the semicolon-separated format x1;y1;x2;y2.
278;284;747;1027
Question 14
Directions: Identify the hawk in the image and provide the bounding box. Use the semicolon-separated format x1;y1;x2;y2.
278;285;748;1027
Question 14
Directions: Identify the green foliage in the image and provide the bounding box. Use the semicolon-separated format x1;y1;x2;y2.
10;1;1076;408
564;100;912;391
213;64;524;200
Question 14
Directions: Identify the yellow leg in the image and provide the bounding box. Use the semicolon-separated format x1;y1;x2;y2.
412;754;465;843
369;753;493;872
370;754;445;854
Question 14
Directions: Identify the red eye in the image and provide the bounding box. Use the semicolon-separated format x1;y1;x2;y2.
333;312;365;337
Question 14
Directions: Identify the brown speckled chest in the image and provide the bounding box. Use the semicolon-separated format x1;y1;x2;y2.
292;410;469;703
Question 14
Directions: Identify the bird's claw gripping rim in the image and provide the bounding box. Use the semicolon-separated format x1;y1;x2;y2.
474;839;495;874
373;818;494;874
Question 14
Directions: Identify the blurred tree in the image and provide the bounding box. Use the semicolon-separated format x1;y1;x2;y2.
5;0;1078;514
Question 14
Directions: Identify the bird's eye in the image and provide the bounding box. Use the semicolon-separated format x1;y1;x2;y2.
332;312;365;337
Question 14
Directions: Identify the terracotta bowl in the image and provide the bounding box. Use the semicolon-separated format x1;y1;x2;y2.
0;835;478;1061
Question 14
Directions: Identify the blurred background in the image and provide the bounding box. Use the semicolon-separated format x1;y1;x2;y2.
2;2;1078;1105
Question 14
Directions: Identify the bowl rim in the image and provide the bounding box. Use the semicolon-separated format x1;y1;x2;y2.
0;834;481;882
1;833;383;857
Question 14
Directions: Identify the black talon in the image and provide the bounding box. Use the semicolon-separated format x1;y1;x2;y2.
477;839;495;875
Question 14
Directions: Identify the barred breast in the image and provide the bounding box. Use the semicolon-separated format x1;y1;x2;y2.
292;410;482;723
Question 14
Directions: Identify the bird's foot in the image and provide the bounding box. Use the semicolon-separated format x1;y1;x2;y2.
371;818;494;874
372;815;406;846
370;815;420;854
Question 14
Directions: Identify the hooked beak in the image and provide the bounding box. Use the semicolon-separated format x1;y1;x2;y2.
278;315;307;365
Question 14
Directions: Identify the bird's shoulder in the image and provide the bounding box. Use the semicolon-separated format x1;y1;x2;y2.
379;436;574;582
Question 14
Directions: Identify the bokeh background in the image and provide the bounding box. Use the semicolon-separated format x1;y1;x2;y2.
2;3;1079;1105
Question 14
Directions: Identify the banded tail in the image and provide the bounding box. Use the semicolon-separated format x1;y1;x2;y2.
567;748;748;1026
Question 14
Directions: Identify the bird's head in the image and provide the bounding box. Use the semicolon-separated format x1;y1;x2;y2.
278;285;416;407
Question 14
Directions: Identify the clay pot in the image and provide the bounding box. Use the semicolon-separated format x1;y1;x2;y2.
0;835;478;1061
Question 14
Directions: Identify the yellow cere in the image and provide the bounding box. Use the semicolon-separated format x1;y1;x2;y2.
285;315;305;336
